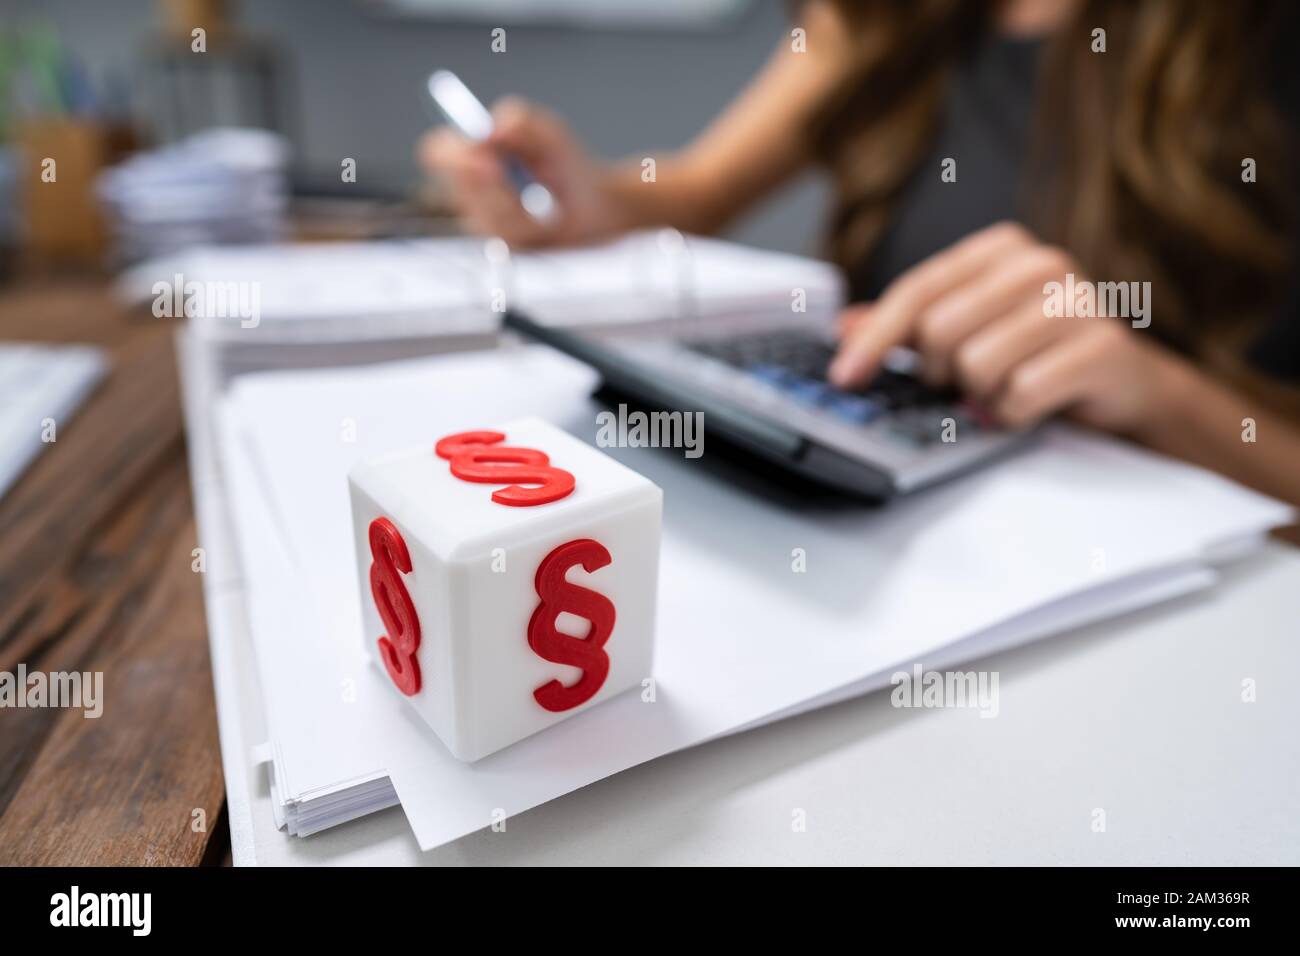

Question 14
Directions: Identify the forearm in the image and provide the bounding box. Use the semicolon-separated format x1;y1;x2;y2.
1139;355;1300;506
594;2;848;237
595;155;747;236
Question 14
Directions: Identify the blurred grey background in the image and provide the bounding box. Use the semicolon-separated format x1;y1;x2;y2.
0;0;829;255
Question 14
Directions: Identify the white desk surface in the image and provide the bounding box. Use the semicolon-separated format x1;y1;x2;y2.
223;537;1299;866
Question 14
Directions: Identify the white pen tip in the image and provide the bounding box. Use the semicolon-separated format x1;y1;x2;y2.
521;183;557;223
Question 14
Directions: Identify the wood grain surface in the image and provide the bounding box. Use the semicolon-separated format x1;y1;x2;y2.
0;277;226;866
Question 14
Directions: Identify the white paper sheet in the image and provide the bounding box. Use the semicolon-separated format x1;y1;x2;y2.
216;346;1292;850
120;232;844;343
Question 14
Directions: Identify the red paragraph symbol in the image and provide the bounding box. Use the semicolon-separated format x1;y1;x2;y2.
435;430;575;506
369;517;422;696
527;539;616;712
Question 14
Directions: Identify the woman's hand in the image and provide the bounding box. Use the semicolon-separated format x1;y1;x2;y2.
828;221;1189;436
419;97;624;247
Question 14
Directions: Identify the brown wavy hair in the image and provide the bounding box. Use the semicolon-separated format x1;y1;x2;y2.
809;0;1297;352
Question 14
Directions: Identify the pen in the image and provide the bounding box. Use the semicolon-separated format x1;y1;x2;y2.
425;69;558;224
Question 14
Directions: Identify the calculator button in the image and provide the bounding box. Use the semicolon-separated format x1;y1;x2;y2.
787;378;835;406
826;394;883;425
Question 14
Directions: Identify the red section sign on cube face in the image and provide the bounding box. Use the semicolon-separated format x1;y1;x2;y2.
527;538;616;713
350;418;662;762
434;430;575;506
368;517;422;696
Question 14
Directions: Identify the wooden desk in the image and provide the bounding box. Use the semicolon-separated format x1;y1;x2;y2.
0;276;226;866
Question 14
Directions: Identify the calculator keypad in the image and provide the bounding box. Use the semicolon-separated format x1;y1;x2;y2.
688;330;981;445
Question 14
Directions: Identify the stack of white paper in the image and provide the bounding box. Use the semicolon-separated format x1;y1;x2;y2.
121;231;845;353
98;129;290;262
212;346;1290;849
164;232;846;845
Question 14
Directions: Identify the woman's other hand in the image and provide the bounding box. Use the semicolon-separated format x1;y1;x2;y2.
419;97;623;247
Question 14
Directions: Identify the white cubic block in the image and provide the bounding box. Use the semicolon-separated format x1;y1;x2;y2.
348;417;662;762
